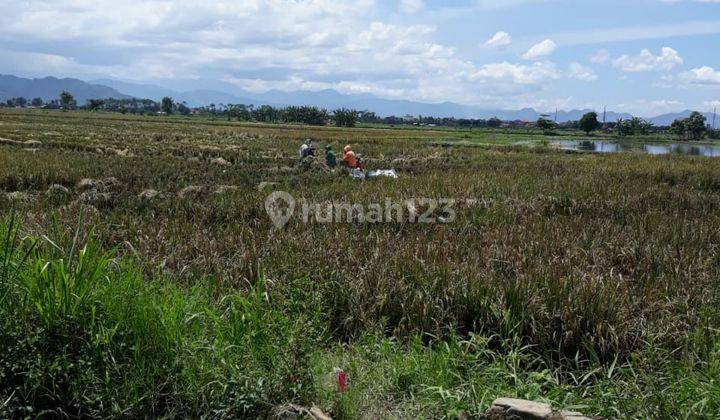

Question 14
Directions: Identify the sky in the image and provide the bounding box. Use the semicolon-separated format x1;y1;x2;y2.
1;0;720;115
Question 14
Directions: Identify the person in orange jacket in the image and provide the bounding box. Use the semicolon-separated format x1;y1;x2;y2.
343;145;363;169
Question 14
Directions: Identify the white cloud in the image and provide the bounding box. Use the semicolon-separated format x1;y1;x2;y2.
0;0;715;112
436;0;565;16
590;49;610;64
526;96;592;113
547;20;720;46
469;61;560;85
0;0;569;107
522;39;557;60
347;21;436;53
679;66;720;86
613;99;685;115
483;31;512;49
568;62;598;82
654;74;676;88
399;0;424;13
612;47;683;72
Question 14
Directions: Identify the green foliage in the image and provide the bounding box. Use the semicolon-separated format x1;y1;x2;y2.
686;111;707;140
26;234;111;330
318;332;720;418
487;117;502;128
579;112;600;134
6;97;28;107
177;103;191;116
201;103;330;125
0;214;37;307
97;98;159;114
281;105;328;125
615;117;652;137
536;118;556;134
670;119;686;140
253;104;280;122
59;91;76;109
86;99;105;111
634;117;652;135
161;96;174;115
227;104;253;121
615;119;633;136
332;108;359;127
0;215;326;417
670;111;707;141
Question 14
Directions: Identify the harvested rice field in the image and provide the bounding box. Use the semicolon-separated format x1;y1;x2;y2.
1;109;719;418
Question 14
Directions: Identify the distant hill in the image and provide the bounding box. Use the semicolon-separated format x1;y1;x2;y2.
648;110;716;127
555;109;634;123
0;75;129;104
89;79;638;121
91;79;279;108
89;79;176;102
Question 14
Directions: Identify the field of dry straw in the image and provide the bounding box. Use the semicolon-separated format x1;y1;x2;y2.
1;109;719;418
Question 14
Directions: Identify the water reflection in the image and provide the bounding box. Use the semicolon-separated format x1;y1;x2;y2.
551;140;720;157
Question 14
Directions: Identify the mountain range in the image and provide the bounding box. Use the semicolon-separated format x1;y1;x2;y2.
0;75;130;104
1;74;716;126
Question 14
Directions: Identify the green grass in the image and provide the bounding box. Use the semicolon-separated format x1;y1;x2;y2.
1;109;720;418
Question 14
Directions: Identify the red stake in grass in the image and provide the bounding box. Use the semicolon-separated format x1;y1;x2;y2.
337;371;347;393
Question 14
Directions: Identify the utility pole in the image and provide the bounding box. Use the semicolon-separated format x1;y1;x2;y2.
555;107;558;123
603;106;607;126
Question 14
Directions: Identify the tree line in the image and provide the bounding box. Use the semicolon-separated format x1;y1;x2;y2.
189;102;363;127
669;112;712;141
357;112;505;128
3;91;77;109
2;92;717;138
536;111;716;140
0;92;518;129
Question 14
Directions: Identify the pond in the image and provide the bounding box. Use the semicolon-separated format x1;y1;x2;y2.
550;140;720;157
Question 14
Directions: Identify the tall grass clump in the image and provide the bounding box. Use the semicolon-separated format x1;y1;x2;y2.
0;214;129;416
0;214;36;307
0;214;327;417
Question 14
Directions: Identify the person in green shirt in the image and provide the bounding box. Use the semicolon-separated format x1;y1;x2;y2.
325;145;337;169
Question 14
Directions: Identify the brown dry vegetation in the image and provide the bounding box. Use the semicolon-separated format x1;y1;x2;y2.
2;109;720;417
3;109;719;358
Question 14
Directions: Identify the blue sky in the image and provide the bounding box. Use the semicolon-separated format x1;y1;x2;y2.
1;0;719;115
